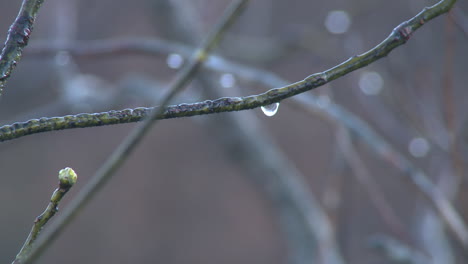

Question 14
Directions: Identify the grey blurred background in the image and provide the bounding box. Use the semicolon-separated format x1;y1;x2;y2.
0;0;467;263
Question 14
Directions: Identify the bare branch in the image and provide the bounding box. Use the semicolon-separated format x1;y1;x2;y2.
12;168;77;264
0;0;457;142
0;0;45;95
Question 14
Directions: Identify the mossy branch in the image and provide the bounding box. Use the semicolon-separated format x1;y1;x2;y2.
12;168;77;264
0;0;457;142
0;0;45;95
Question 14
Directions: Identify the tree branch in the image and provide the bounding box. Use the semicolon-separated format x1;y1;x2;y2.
12;168;77;264
0;0;457;142
0;0;45;95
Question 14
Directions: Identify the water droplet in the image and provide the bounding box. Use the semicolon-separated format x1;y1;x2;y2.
166;53;184;69
261;103;280;117
359;71;384;95
324;10;351;34
408;137;430;158
219;73;236;88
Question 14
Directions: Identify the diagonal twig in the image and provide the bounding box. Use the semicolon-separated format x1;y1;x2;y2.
335;126;409;241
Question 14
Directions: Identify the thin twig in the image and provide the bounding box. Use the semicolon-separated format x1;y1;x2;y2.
442;10;464;192
12;168;77;264
452;6;468;36
19;1;249;263
335;126;409;242
0;0;45;95
0;0;457;142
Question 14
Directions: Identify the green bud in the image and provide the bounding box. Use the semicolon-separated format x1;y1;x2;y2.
58;167;77;187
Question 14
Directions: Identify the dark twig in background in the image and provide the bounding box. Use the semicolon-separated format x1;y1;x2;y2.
334;126;408;242
453;6;468;36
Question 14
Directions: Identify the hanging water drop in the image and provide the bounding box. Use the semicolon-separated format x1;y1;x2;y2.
261;103;280;117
